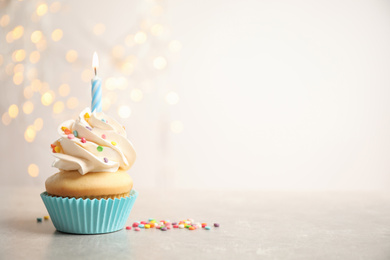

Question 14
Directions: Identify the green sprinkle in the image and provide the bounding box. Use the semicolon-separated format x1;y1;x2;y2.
97;146;103;152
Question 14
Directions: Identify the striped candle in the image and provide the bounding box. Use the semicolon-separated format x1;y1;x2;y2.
91;52;102;113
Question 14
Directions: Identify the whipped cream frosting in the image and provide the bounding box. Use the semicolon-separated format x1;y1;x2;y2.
51;108;136;175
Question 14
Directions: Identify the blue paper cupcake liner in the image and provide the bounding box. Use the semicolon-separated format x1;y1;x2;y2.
40;189;138;234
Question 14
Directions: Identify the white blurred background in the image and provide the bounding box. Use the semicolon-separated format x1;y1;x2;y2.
1;0;390;191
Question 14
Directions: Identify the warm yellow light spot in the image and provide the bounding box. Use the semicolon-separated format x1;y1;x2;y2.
13;72;23;85
153;56;167;70
36;3;48;16
125;34;135;47
50;2;61;13
30;30;43;43
0;55;3;66
25;126;36;142
6;32;13;43
118;105;131;119
35;39;47;51
29;51;40;64
31;79;43;92
66;50;78;63
27;67;38;80
5;63;14;76
170;120;183;133
8;104;19;118
130;88;143;102
0;15;10;27
41;91;54;106
12;49;26;62
12;25;24;40
121;61;134;75
2;113;11;126
23;101;34;114
28;164;39;177
134;31;147;44
165;91;180;105
151;24;164;36
53;101;64;114
13;64;24;73
33;118;43;131
24;86;34;99
51;29;63;41
93;23;106;35
169;40;182;52
112;45;124;59
67;97;79;109
81;69;93;82
58;84;70;97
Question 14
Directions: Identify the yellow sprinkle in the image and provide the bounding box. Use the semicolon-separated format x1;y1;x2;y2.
122;125;125;130
150;220;156;223
111;141;117;146
44;216;49;220
61;126;68;131
145;224;150;229
84;113;90;119
54;146;60;153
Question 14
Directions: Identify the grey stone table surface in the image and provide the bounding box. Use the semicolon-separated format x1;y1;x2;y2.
1;187;390;260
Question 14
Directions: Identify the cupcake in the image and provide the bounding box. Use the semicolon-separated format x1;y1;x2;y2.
41;108;138;234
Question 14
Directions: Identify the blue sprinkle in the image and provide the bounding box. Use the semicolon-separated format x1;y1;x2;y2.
101;119;106;123
148;218;155;222
37;218;42;223
205;226;211;230
138;224;145;228
73;130;78;137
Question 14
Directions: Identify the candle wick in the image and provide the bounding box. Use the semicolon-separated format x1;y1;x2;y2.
94;67;97;76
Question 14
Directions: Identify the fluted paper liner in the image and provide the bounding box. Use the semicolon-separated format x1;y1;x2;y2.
40;190;138;234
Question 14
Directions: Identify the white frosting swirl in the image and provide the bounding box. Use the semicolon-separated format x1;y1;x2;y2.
51;108;136;175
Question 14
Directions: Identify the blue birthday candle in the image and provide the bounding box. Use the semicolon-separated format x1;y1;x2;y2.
91;52;102;113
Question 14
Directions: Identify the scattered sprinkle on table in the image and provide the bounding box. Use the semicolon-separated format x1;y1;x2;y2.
44;216;50;220
37;218;42;223
129;219;219;232
126;226;131;230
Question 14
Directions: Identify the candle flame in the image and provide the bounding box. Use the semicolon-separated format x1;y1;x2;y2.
92;52;99;69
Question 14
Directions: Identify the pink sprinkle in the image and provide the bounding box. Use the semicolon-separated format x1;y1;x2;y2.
167;226;171;229
126;226;131;230
81;137;86;143
141;221;147;224
135;227;141;231
132;223;139;227
67;134;75;139
102;134;106;139
173;225;179;228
